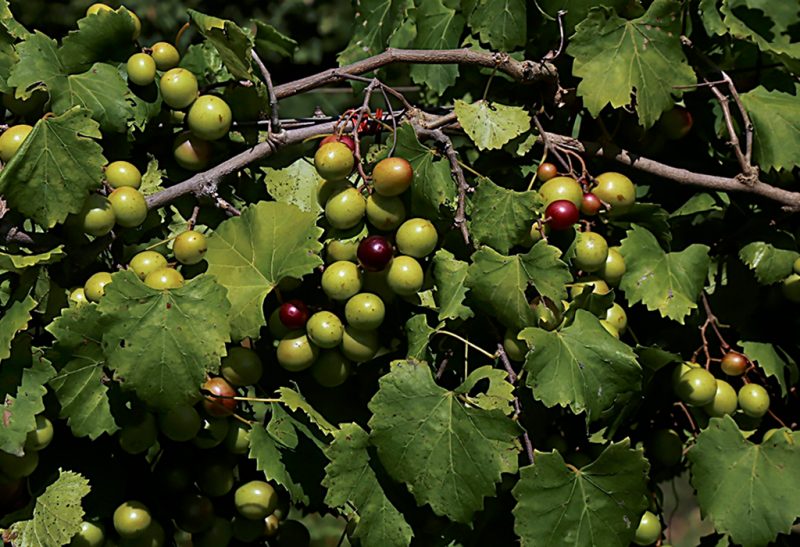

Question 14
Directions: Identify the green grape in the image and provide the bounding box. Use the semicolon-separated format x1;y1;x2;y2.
325;186;366;230
197;462;235;497
80;194;116;237
366;194;406;231
235;480;278;520
371;157;413;197
150;42;180;71
126;53;156;86
69;287;88;306
316;178;350;208
118;413;157;454
173;230;208;265
221;346;263;386
633;511;661;545
84;271;113;302
676;367;717;406
232;516;264;542
311;349;353;387
703;379;738;417
3;89;46;117
326;239;359;263
69;521;105;547
0;124;32;162
0;450;38;479
144;267;184;290
268;308;291;339
315;142;354;180
321;261;363;301
671;360;701;390
158;405;201;442
306;311;344;348
160;68;198;109
647;429;682;467
108;187;148;228
224;421;251;454
120;521;164;547
781;273;800;303
277;330;319;371
192;417;229;449
503;329;527;362
599;319;619;338
794;257;800;276
593;172;636;214
86;3;113;16
524;220;549;246
176;494;214;534
188;95;233;141
113;501;152;538
173;131;212;171
193;517;233;547
599;247;626;285
386;256;424;296
538;176;583;207
340;325;379;362
129;251;168;280
568;277;610;299
738;383;770;417
573;231;609;272
24;414;54;451
344;292;385;330
395;218;438;258
106;160;142;189
604;303;627;334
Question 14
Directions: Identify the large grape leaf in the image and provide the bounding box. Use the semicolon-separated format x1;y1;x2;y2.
0;108;105;228
0;350;55;456
97;271;231;410
519;310;641;422
394;124;456;218
740;86;800;172
467;241;571;330
206;202;323;340
58;9;137;73
368;360;521;522
720;0;800;61
469;176;539;253
262;160;324;215
51;63;134;134
10;470;90;547
738;241;800;285
513;441;650;547
0;296;36;361
323;423;413;547
338;0;411;66
568;0;697;128
454;100;531;151
409;0;464;95
468;0;526;50
738;341;798;397
618;225;710;323
188;10;254;81
0;247;65;274
689;416;800;547
456;366;515;415
432;249;473;322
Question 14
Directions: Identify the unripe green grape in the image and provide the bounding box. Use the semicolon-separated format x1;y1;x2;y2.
69;521;105;547
0;124;32;162
738;383;770;417
192;417;229;449
268;308;291;339
647;429;682;467
126;53;156;86
80;194;116;237
224;422;251;454
69;287;88;306
306;311;344;349
113;500;152;538
197;462;235;497
386;256;424;296
671;360;701;390
277;330;319;371
118;413;157;454
158;405;201;442
106;160;142;189
568;277;610;299
150;42;180;71
538;176;583;207
396;218;438;258
84;271;113;302
325;186;366;230
600;247;626;285
317;178;350;208
363;269;396;304
366;194;405;231
525;220;549;246
633;511;661;545
194;516;233;547
144;267;184;290
321;261;363;301
0;448;38;478
129;251;168;280
3;89;46;117
503;329;527;362
311;349;352;387
605;303;627;334
173;131;212;171
340;326;379;362
188;95;233;141
235;480;279;520
24;414;54;451
315;142;354;180
703;379;738;417
599;319;619;338
781;273;800;303
593;172;636;214
109;187;148;228
573;231;609;272
345;292;385;330
676;367;717;406
326;239;359;263
173;230;208;265
221;346;263;386
160;68;198;109
794;257;800;276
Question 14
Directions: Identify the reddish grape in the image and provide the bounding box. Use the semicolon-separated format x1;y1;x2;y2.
202;377;236;417
357;235;393;272
545;200;580;231
580;192;602;216
720;351;748;376
320;134;356;152
537;162;558;182
279;300;310;330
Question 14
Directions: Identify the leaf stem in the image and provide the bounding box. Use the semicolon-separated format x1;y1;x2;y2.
435;330;497;359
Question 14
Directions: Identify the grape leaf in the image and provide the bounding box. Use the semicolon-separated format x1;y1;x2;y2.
368;360;521;522
688;416;800;547
0;350;55;456
59;9;137;73
519;310;642;422
0;0;27;39
249;425;308;505
323;423;414;547
405;314;437;361
720;0;800;60
188;10;254;81
738;241;800;285
454;100;531;151
537;0;629;32
469;177;539;253
10;470;90;547
738;341;799;397
0;296;36;361
276;387;336;436
253;20;298;59
0;247;65;274
262;159;324;215
206;201;323;340
699;0;727;36
97;271;231;410
606;203;672;245
432;249;473;322
6;31;62;99
467;241;571;330
468;0;526;50
394;124;456;218
513;440;650;547
455;366;515;415
0;107;105;228
338;0;410;66
179;42;231;87
409;0;465;95
0;25;17;93
51;63;134;133
740;86;800;172
568;0;697;128
618;225;710;323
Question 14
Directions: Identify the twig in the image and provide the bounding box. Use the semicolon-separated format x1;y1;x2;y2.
532;115;571;174
496;343;534;464
251;49;281;132
187;205;200;230
720;71;754;165
214;194;241;216
496;343;518;384
706;79;753;179
675;402;699;435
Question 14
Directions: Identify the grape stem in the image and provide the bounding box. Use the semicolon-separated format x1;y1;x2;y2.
434;330;497;359
251;49;281;133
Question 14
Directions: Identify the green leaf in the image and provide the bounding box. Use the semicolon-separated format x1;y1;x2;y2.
0;25;17;93
323;423;414;547
97;271;231;410
0;107;104;228
276;387;336;436
671;192;729;218
519;310;641;422
409;0;465;95
254;20;298;59
699;0;727;36
469;177;539;253
338;0;410;66
188;10;254;81
179;42;231;87
455;366;515;415
53;63;135;133
513;440;650;547
568;0;697;127
262;159;324;215
59;10;137;73
139;157;165;197
607;203;672;245
0;0;28;39
618;225;710;323
739;86;800;172
720;0;800;60
405;314;436;361
7;31;63;99
0;246;65;274
206;202;323;340
10;470;90;547
0;296;36;361
537;0;628;33
368;360;521;522
249;425;308;505
738;341;799;397
394;124;456;218
467;241;571;330
738;241;800;285
468;0;526;50
688;416;800;547
0;350;55;456
432;249;473;322
454;100;531;151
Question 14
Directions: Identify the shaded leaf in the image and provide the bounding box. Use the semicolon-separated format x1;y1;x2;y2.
59;9;137;73
0;350;55;456
468;0;526;50
720;0;800;61
405;314;436;361
254;20;298;59
409;0;464;95
469;176;539;253
738;340;799;397
338;0;410;66
454;366;514;415
738;241;799;285
0;296;36;361
432;249;473;322
0;247;65;274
